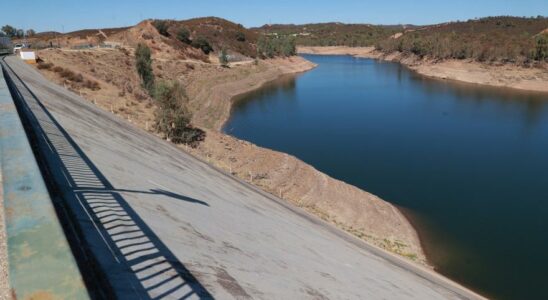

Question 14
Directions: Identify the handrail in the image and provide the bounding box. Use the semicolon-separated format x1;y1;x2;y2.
0;61;89;299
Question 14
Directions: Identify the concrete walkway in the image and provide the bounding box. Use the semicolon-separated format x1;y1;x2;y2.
3;55;484;300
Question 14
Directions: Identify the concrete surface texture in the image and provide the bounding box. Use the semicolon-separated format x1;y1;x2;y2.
3;56;483;299
1;63;88;300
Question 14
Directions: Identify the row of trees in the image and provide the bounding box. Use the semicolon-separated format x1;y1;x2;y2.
375;17;548;64
257;35;296;58
264;23;401;47
135;43;205;145
375;31;548;63
1;25;35;38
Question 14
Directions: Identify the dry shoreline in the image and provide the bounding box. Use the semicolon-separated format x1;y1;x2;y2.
298;46;548;93
33;50;428;264
185;56;427;264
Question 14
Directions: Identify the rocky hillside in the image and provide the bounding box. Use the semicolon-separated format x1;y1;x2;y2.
24;17;260;62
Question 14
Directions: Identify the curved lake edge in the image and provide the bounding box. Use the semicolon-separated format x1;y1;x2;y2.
298;46;548;94
212;57;431;264
218;57;433;259
224;54;548;299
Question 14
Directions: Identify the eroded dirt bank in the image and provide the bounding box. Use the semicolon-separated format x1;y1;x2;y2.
34;49;426;264
298;46;548;93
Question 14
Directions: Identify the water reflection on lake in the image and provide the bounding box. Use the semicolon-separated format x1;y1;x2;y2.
226;55;548;300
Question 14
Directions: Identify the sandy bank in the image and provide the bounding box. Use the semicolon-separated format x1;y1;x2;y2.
33;50;426;264
298;46;548;93
187;57;318;130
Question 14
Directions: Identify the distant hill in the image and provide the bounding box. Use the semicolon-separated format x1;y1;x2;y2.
176;17;259;57
375;16;548;63
23;17;260;61
261;16;548;64
255;23;403;47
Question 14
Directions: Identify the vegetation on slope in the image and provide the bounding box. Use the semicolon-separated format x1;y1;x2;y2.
150;17;259;57
257;35;296;58
257;23;403;47
375;16;548;64
135;43;205;145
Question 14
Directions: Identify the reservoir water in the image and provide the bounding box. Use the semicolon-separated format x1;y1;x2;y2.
225;55;548;299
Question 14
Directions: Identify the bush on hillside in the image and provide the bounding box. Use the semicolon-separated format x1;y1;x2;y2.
257;35;296;58
153;81;205;146
535;34;548;61
37;62;53;70
219;48;229;67
235;32;246;42
152;20;170;37
135;43;154;92
177;27;191;44
192;37;213;54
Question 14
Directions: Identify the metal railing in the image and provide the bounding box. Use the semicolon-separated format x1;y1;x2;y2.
0;61;89;299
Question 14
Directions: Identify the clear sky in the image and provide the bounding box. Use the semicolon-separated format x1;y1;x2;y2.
2;0;547;33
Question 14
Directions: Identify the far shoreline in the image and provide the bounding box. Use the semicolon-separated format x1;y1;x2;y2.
298;46;548;93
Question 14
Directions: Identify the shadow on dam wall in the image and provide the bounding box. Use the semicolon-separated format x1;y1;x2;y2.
2;58;213;299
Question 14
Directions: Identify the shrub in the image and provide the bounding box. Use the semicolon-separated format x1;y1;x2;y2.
84;79;101;90
191;37;213;54
53;66;64;73
59;69;74;79
177;27;191;44
37;62;53;70
257;35;296;58
219;49;229;67
235;32;246;42
535;34;548;61
152;20;169;37
280;36;296;56
153;81;205;146
135;43;154;93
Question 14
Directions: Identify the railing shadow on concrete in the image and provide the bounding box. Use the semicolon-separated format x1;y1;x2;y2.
1;60;90;300
2;59;213;299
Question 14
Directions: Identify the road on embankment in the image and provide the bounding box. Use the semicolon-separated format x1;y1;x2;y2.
2;56;485;299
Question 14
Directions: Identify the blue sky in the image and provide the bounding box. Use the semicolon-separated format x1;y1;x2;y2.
2;0;547;33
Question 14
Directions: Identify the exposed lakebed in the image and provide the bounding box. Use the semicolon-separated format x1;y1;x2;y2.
225;55;548;299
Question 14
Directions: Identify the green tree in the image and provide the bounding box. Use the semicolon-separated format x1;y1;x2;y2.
26;29;36;37
135;43;155;92
219;48;229;67
535;34;548;61
177;27;191;44
280;36;296;56
152;20;169;37
16;29;24;38
153;81;204;145
257;35;296;58
257;36;275;58
1;25;16;37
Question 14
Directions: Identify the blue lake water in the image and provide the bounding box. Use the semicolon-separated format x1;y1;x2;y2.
225;55;548;299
